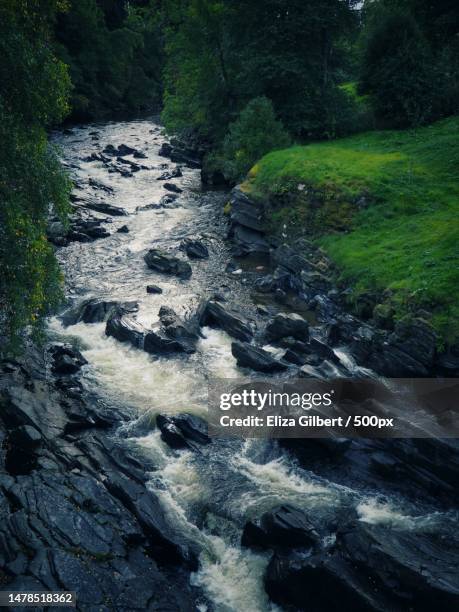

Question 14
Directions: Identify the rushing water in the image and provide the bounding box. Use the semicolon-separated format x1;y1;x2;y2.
49;119;454;612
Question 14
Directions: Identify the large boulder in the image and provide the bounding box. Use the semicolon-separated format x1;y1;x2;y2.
62;299;138;326
144;249;192;279
105;314;145;349
231;342;288;373
49;344;88;375
265;313;309;342
144;306;199;354
242;505;320;550
199;300;253;342
264;521;459;612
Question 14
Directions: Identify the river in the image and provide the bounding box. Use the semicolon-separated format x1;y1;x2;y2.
48;119;458;611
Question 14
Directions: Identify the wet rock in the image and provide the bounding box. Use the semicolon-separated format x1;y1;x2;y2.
146;284;163;294
9;425;42;449
242;505;319;550
199;300;253;342
105;314;145;349
158;142;202;168
265;521;459;612
265;313;309;342
280;437;352;463
388;318;436;368
228;188;265;232
230;224;270;257
157;167;183;181
103;143;139;157
156;415;188;449
50;344;88;375
180;237;209;259
117;224;129;233
163;182;183;193
232;342;288;373
156;414;210;452
144;248;192;279
79;200;127;216
62;299;138;326
146;306;199;354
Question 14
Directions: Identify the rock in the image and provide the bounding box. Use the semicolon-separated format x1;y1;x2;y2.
265;521;459;612
201;166;228;185
144;249;192;279
199;300;253;342
158;142;202;168
157;167;182;181
105;314;145;349
265;313;309;342
80;201;128;216
103;143;139;157
62;299;138;326
242;505;319;550
180;237;209;259
117;225;129;233
231;342;288;373
156;415;189;449
230;224;270;256
228;188;265;232
50;345;88;375
9;425;42;449
163;182;183;193
146;284;163;294
156;414;209;451
388;318;436;368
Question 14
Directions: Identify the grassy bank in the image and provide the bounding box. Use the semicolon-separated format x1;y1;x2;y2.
244;117;459;344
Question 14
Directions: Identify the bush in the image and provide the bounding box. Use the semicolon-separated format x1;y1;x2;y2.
219;97;291;182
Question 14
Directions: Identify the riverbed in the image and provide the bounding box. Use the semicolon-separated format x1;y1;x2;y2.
48;119;458;612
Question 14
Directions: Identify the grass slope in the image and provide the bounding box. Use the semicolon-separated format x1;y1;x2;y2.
246;117;459;344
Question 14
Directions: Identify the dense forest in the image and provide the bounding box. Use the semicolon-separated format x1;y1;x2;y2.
1;0;458;350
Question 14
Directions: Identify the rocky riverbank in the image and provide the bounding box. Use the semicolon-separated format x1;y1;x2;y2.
1;121;458;612
0;344;206;610
224;187;459;378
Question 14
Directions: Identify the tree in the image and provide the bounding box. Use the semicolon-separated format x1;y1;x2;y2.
219;97;291;182
359;1;459;127
0;0;71;351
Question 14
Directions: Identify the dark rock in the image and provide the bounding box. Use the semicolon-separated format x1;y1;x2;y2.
265;313;309;343
146;284;163;294
117;224;129;233
180;237;209;259
80;201;127;216
388;318;437;368
144;249;192;279
50;345;88;375
230;224;270;256
9;425;42;449
265;522;459;612
199;300;253;342
62;299;138;326
156;415;189;449
105;314;145;349
156;414;210;452
242;505;319;550
201;166;228;185
157;167;183;181
231;342;288;373
228;188;265;232
163;182;183;193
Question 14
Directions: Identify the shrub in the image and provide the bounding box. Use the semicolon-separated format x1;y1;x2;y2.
219;97;291;182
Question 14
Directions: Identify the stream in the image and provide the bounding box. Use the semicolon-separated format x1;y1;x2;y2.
48;119;458;612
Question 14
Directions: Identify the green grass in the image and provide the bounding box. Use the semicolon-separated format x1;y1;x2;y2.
245;117;459;343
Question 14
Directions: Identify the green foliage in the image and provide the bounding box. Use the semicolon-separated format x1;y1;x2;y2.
216;97;291;182
0;1;71;352
359;1;459;127
55;0;163;120
161;0;359;145
247;117;459;343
